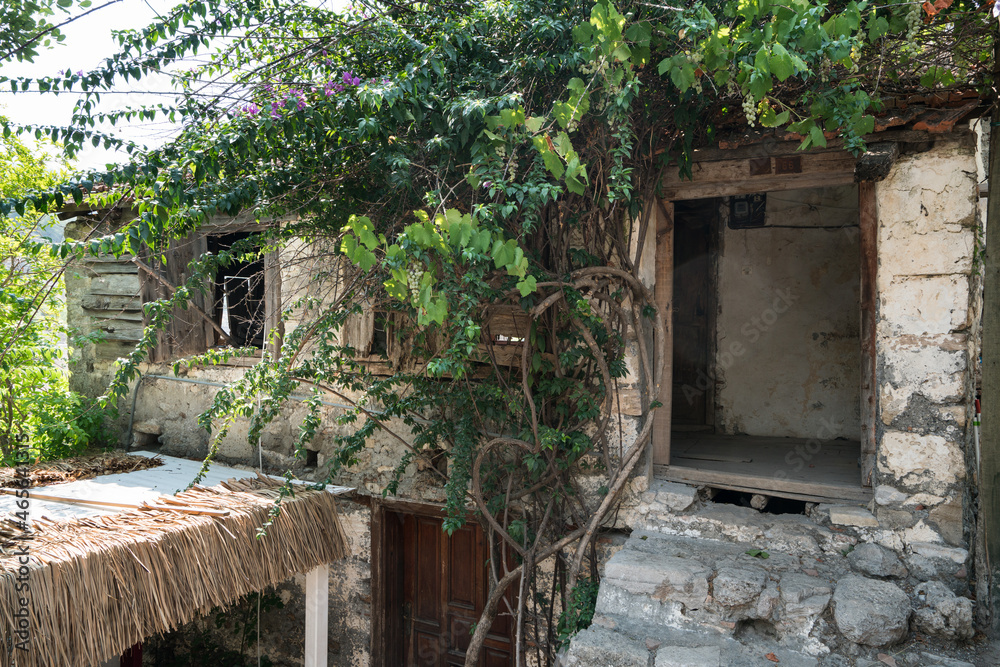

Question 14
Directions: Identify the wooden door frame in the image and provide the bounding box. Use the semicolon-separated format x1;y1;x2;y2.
651;148;874;490
858;182;878;487
371;499;407;667
652;199;674;465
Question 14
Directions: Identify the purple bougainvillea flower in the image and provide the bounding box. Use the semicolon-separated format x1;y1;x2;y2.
242;103;260;116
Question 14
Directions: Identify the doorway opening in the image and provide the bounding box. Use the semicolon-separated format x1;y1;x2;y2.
663;186;867;503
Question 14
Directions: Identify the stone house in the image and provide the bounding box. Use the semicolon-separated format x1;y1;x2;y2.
60;100;989;665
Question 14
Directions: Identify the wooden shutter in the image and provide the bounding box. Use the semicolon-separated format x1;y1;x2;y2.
341;304;375;355
139;233;215;362
264;250;284;358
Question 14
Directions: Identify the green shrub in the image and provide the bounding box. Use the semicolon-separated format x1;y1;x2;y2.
556;577;600;649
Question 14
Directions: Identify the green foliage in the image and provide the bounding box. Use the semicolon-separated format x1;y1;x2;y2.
0;0;93;63
556;577;600;649
0;124;111;464
18;390;115;464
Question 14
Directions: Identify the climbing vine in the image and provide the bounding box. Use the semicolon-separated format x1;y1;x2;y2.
0;0;993;663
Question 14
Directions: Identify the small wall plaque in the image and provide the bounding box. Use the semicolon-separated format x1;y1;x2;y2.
774;155;802;174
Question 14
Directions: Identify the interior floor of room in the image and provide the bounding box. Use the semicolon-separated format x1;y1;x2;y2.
657;432;870;504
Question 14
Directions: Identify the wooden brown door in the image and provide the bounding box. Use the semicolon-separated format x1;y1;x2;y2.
401;513;513;667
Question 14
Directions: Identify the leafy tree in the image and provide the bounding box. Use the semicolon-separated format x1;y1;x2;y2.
0;0;991;662
0;124;112;463
0;0;101;64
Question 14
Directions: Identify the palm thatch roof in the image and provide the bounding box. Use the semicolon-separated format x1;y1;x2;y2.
0;474;349;667
0;452;163;489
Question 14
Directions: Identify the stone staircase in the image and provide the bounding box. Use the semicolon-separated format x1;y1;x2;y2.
563;483;976;667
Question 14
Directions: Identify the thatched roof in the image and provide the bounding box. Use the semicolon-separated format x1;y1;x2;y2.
0;474;349;667
0;452;163;489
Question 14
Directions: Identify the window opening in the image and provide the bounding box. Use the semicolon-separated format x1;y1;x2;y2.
208;232;266;348
370;312;389;357
305;449;319;468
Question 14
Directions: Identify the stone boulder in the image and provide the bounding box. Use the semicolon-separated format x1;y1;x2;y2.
831;576;911;646
563;625;649;667
912;580;974;640
712;566;766;608
848;543;908;579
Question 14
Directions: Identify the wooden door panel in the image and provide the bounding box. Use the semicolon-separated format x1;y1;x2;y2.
399;512;513;667
447;525;477;608
414;631;442;666
449;614;474;652
414;517;442;625
484;648;511;667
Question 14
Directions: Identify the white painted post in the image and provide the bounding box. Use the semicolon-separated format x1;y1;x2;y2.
304;564;329;667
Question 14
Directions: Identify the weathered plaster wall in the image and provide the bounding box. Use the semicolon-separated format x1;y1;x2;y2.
715;185;861;439
875;138;980;571
870;136;979;577
129;364;454;503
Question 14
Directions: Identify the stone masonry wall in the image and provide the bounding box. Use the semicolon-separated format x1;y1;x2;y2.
871;135;980;585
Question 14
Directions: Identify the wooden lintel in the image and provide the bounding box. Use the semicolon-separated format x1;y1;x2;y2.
661;150;857;199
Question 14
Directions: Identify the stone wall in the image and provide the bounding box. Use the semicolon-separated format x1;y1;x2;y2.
870;135;980;580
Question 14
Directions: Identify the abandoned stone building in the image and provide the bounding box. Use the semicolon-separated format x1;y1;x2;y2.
61;102;989;665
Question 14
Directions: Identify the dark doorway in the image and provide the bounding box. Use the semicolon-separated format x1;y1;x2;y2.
671;199;719;428
373;506;513;667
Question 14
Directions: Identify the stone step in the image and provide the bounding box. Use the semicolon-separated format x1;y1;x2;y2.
572;529;974;661
631;482;971;589
563;621;979;667
596;531;836;655
628;488;858;558
563;619;825;667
